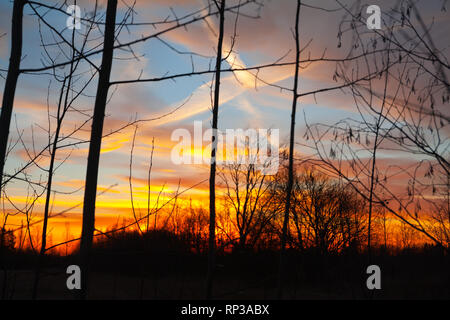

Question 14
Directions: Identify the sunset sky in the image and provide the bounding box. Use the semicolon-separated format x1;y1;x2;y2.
0;0;448;249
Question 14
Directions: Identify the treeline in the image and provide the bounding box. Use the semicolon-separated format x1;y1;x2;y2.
0;163;442;257
4;163;428;256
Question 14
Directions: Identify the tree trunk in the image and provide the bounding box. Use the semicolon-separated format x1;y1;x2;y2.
277;0;301;299
0;0;25;199
368;45;390;263
206;0;225;300
79;0;117;300
32;78;68;299
0;0;24;300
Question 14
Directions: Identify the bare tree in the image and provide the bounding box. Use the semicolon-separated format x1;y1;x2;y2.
31;5;100;297
304;0;449;251
206;0;226;300
277;0;301;299
0;0;25;201
79;0;117;300
218;160;275;251
295;169;366;254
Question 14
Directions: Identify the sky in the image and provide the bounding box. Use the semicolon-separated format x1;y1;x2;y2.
0;0;448;250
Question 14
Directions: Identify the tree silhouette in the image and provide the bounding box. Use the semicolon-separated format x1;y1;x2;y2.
277;0;301;299
0;0;25;206
79;0;118;300
206;0;226;301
